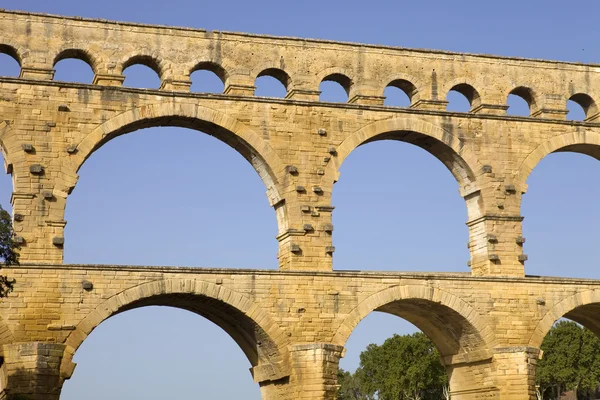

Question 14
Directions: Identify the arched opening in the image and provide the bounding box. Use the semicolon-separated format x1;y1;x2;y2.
0;45;20;77
567;93;596;121
53;50;95;84
60;282;289;399
0;149;13;215
446;83;480;112
60;306;262;399
122;56;162;89
383;79;416;107
507;87;535;116
531;292;600;399
507;94;531;116
65;122;279;268
255;68;289;98
333;128;476;272
336;288;494;398
522;145;600;278
319;73;351;103
190;62;226;93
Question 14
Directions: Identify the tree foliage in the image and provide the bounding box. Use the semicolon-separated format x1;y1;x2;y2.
537;321;600;399
338;332;447;400
339;323;600;400
0;205;18;297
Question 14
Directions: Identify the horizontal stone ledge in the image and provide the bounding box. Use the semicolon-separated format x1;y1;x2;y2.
442;348;492;366
493;345;541;355
2;77;599;128
289;343;344;353
250;361;289;383
7;263;600;285
449;386;499;396
466;213;525;226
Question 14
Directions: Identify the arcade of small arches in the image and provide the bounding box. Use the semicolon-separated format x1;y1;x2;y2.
0;45;597;119
1;10;600;399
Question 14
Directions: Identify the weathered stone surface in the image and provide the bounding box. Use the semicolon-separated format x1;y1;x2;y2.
0;9;599;399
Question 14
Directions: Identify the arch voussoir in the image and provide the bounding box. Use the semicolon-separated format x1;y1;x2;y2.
529;288;600;348
332;284;496;357
516;131;600;186
336;117;482;191
65;278;290;376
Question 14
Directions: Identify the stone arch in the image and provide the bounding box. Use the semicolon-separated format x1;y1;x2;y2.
381;72;425;104
515;130;600;190
52;48;98;73
63;278;291;383
190;60;228;83
508;86;540;115
0;121;21;191
529;288;600;349
0;43;22;66
335;117;483;199
255;67;292;93
317;67;354;96
569;92;598;119
332;284;495;365
68;102;287;230
443;78;482;110
119;53;167;79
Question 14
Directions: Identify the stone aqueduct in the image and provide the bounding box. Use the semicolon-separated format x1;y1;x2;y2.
0;8;598;399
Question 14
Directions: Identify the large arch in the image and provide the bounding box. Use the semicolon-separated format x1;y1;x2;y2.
63;278;290;384
529;288;600;349
68;102;287;229
333;284;495;366
335;117;483;200
516;130;600;189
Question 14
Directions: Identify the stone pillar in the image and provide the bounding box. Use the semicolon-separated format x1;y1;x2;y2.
224;72;256;96
492;347;539;400
288;344;344;400
531;93;569;120
0;343;75;400
466;170;528;277
446;358;499;399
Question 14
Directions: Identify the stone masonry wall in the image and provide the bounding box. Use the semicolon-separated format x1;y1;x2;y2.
0;9;600;399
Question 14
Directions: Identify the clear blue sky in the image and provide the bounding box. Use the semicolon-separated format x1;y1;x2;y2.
1;0;599;398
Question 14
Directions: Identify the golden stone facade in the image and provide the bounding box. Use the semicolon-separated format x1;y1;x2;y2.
0;9;599;399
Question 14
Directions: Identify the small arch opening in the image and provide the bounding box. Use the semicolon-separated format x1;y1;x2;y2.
320;73;351;103
568;93;595;121
383;79;416;107
122;56;162;89
255;68;289;98
446;83;479;112
54;50;95;84
508;87;535;116
507;94;531;116
0;45;20;77
190;62;226;94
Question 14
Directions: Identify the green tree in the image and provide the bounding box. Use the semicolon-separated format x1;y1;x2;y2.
340;332;447;400
537;321;600;399
0;205;18;296
337;369;369;400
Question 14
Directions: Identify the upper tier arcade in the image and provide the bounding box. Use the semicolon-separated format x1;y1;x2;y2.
0;9;599;277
